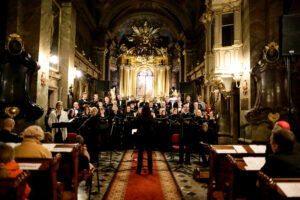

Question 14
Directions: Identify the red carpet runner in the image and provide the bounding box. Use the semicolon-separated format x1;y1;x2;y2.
105;150;181;200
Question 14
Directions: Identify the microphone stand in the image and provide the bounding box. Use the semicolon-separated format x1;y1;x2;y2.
77;115;91;133
102;115;118;172
174;114;193;175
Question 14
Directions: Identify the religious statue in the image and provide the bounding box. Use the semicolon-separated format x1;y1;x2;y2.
110;87;116;101
0;33;43;120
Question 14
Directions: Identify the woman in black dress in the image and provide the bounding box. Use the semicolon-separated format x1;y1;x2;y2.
136;106;155;174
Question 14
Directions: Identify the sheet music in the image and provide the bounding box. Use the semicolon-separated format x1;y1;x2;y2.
215;149;237;154
277;182;300;197
243;157;265;170
6;143;21;148
51;148;73;152
132;129;137;135
233;145;247;153
42;144;56;151
19;163;42;170
249;145;266;153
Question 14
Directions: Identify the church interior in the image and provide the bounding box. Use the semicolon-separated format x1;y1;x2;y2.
1;0;300;199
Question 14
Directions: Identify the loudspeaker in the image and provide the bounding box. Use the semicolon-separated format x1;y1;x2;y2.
179;82;194;94
96;80;110;92
281;14;300;56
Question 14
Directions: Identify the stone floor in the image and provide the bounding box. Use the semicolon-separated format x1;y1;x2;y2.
78;150;209;200
163;152;209;200
78;150;125;200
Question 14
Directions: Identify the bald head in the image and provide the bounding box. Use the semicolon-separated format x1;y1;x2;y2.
3;118;15;131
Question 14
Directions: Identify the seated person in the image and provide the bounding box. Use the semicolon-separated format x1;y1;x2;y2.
0;162;8;178
43;132;53;143
75;135;94;171
0;143;31;199
0;118;22;143
261;127;300;177
265;120;291;155
14;126;52;159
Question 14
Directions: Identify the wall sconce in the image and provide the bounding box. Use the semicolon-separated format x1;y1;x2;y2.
75;69;82;78
41;71;47;86
233;72;243;88
221;75;233;92
210;75;233;99
49;55;58;65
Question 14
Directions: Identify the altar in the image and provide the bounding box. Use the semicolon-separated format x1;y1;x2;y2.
119;56;170;98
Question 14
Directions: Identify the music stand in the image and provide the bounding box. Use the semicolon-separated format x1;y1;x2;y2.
102;116;123;172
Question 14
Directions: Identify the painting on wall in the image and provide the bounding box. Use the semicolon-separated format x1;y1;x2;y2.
136;67;154;98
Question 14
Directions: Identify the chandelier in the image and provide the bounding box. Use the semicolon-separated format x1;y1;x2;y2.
120;21;167;59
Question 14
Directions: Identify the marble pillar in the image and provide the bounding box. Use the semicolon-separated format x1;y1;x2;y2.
59;1;76;107
93;47;106;80
35;0;52;127
184;49;193;82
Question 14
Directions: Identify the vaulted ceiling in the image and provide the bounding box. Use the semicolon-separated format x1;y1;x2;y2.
86;0;206;41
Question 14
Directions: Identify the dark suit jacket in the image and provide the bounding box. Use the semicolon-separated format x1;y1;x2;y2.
79;98;88;110
261;151;300;177
184;102;194;112
166;101;172;109
0;129;22;143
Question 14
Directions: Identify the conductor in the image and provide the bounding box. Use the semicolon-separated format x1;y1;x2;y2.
136;105;155;174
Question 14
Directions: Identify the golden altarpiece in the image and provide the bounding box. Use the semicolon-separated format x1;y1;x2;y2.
118;22;171;99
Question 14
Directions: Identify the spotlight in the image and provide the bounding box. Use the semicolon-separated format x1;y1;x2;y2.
75;69;82;78
49;55;59;65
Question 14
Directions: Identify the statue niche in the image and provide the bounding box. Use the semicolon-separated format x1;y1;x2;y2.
242;42;288;143
246;42;288;122
0;34;43;121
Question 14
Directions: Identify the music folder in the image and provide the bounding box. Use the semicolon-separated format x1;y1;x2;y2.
52;122;70;128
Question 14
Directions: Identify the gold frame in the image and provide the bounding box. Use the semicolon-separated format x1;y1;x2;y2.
49;0;62;72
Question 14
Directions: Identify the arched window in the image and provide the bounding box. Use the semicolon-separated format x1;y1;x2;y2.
136;67;154;97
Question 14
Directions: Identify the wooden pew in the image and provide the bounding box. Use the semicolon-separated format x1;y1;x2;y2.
50;144;80;200
15;153;62;200
208;145;266;200
257;171;300;200
221;154;264;200
7;142;81;200
0;171;30;200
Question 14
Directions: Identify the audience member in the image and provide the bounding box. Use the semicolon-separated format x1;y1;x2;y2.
14;125;52;158
75;135;94;170
0;162;8;178
43;132;53;143
261;127;300;177
0;118;21;143
0;143;31;199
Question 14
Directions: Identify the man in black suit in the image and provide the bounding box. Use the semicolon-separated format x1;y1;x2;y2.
91;93;99;107
139;96;148;108
0;118;22;143
79;92;88;110
179;104;193;165
117;94;126;110
261;128;300;177
184;95;194;112
165;96;172;110
73;101;82;117
196;122;216;167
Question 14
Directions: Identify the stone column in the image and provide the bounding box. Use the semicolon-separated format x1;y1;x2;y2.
214;13;222;48
35;0;52;127
59;1;76;107
119;65;124;96
234;7;242;45
93;47;106;80
183;49;193;82
165;66;170;96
